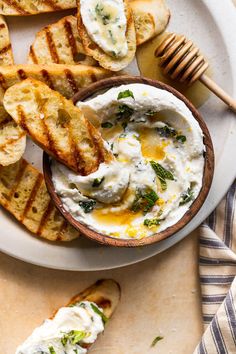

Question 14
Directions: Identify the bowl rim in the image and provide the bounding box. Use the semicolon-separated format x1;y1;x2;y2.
43;75;215;247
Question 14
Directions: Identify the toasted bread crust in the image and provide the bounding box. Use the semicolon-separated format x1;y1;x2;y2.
131;0;170;45
3;78;113;175
0;15;26;166
0;0;76;15
0;158;79;241
77;0;137;71
28;16;97;66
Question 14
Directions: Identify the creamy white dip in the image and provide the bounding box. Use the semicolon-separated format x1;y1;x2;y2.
52;84;205;240
80;0;128;58
15;301;105;354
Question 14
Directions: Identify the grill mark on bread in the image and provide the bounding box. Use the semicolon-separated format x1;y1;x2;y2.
69;126;86;175
0;23;6;30
95;297;112;309
29;47;38;64
64;69;78;94
34;90;58;157
20;173;43;221
7;158;27;203
0;116;13;128
41;69;54;90
17;106;31;135
41;0;62;10
0;72;7;91
37;199;54;235
87;123;103;166
1;0;29;15
0;132;25;150
64;19;78;63
17;69;27;80
45;28;60;63
0;44;11;56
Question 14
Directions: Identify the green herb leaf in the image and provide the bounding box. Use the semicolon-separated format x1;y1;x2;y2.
108;30;116;44
176;135;186;143
101;121;113;128
116;104;134;120
48;347;56;354
79;200;96;213
61;330;89;346
156;125;187;143
144;218;161;227
117;90;134;100
151;336;164;347
91;303;108;324
92;177;105;188
145;110;157;116
131;188;158;214
95;3;111;25
179;188;194;206
150;161;174;191
157;125;176;138
143;190;159;213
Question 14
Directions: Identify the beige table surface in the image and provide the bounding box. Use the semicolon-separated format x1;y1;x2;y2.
0;230;203;354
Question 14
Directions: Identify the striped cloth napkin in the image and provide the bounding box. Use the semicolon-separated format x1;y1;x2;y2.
194;182;236;353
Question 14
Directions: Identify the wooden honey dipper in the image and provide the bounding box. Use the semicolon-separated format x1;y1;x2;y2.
155;33;236;112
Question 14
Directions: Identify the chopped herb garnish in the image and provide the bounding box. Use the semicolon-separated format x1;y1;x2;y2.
101;121;113;128
179;188;194;206
150;161;174;191
117;90;134;100
131;188;158;214
92;177;105;187
74;350;78;354
61;330;89;346
144;218;161;227
48;347;56;354
116;104;134;120
151;336;164;347
176;135;187;143
91;303;108;324
79;200;96;213
157;125;176;138
145;110;157;116
108;29;116;44
95;3;111;25
157;125;187;143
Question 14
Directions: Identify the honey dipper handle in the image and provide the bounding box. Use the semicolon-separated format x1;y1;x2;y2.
200;74;236;112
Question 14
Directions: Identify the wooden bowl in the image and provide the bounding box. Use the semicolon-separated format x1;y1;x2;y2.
43;76;214;247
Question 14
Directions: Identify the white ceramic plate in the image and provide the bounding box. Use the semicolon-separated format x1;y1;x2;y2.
1;0;236;271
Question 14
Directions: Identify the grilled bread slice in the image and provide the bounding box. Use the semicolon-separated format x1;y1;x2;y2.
3;78;114;175
0;64;112;101
0;0;75;15
131;0;170;45
0;158;79;241
0;15;26;166
77;0;137;72
28;15;97;66
16;279;120;353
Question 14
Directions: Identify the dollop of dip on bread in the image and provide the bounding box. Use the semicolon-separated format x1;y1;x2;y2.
16;301;105;354
52;84;205;240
